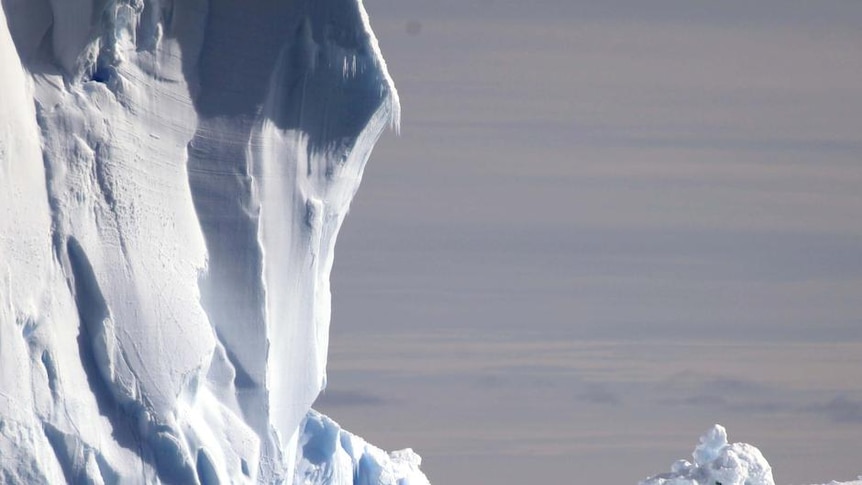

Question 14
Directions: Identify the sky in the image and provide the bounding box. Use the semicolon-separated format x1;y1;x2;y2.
316;1;862;483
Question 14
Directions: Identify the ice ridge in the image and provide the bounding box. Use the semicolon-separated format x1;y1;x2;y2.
0;0;420;483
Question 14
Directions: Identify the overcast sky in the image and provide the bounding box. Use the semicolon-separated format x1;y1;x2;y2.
317;1;862;482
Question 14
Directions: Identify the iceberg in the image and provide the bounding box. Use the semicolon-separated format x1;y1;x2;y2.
640;425;860;485
0;0;424;483
639;425;774;485
295;411;427;485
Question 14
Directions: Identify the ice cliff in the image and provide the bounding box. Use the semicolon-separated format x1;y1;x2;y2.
0;0;426;483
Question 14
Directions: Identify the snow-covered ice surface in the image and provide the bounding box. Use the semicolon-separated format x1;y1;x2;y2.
0;0;421;483
639;425;859;485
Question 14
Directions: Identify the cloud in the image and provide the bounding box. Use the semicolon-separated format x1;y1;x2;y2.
654;373;791;413
575;383;622;406
659;394;728;408
658;372;772;395
474;367;560;390
807;395;862;423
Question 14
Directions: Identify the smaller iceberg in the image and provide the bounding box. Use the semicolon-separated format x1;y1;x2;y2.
639;425;862;485
639;425;774;485
295;410;430;485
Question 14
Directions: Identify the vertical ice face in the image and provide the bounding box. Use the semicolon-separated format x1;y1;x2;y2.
0;0;414;483
250;3;399;469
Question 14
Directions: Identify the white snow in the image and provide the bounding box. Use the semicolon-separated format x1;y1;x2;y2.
0;0;420;483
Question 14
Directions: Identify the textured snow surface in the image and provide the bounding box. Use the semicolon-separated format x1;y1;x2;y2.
0;0;420;483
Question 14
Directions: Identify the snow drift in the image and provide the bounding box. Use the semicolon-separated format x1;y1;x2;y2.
0;0;423;483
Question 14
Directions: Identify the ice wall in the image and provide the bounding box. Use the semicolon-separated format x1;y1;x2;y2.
0;0;414;483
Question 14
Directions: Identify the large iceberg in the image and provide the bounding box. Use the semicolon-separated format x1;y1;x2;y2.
0;0;426;483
